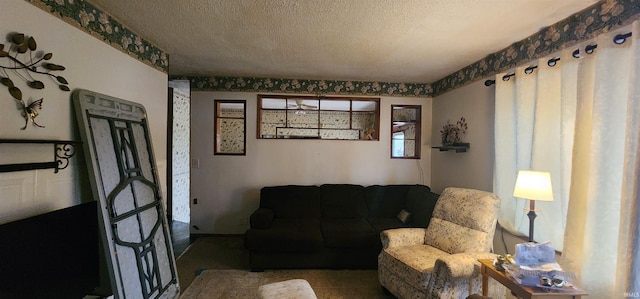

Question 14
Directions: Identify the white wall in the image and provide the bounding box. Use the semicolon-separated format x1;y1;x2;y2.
430;79;495;194
191;91;431;234
0;1;168;224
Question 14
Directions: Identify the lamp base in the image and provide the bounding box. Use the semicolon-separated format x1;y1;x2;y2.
526;200;537;242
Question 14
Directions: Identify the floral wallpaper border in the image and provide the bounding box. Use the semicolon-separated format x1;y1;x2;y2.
26;0;168;73
430;0;640;96
172;76;433;98
27;0;639;97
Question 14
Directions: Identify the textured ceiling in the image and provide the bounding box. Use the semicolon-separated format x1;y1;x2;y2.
89;0;598;83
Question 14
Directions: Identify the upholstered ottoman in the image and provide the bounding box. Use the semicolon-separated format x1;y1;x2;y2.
258;279;317;299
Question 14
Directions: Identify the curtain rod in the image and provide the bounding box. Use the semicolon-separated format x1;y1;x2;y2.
484;32;632;87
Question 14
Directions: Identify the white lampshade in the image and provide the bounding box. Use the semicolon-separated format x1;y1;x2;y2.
513;170;553;201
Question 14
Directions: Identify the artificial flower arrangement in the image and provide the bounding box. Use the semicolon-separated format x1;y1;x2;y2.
440;117;468;146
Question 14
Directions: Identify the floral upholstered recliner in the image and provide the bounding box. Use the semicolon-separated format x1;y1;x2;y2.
378;187;505;299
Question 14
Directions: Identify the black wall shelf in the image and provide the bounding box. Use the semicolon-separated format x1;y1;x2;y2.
0;139;81;173
432;143;470;153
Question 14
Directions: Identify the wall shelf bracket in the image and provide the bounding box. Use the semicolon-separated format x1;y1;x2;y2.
0;139;81;173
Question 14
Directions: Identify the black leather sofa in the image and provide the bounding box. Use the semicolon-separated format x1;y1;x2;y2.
244;184;440;271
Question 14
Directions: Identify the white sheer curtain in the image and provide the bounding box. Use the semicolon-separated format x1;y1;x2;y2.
494;21;640;297
494;49;575;250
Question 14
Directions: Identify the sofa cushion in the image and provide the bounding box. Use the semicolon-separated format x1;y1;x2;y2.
423;187;500;254
423;218;490;254
378;244;449;291
365;185;412;218
405;185;439;227
245;218;322;252
250;208;274;229
320;184;366;218
260;185;321;218
320;218;377;248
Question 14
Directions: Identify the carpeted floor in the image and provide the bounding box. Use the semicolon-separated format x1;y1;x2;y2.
175;236;394;298
176;236;250;291
180;269;393;299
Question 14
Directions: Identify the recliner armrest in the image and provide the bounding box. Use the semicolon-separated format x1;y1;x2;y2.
433;252;497;279
380;228;427;249
250;208;274;229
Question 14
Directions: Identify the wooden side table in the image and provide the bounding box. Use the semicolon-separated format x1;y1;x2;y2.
478;259;588;299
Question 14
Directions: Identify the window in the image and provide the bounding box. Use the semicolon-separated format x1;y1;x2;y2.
214;100;246;155
391;105;421;159
258;95;379;140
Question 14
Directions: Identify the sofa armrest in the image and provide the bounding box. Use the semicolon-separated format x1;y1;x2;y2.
250;208;274;229
380;228;427;249
433;252;497;279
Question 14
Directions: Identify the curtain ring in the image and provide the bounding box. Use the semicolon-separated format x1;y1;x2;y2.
502;73;515;81
585;44;597;54
613;32;632;44
572;49;580;58
547;57;560;67
524;65;538;74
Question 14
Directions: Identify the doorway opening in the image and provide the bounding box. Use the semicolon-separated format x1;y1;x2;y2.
167;80;191;255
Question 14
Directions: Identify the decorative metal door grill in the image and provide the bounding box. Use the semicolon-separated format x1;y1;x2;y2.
74;90;179;299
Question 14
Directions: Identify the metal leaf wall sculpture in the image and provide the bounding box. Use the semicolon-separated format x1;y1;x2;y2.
0;32;70;129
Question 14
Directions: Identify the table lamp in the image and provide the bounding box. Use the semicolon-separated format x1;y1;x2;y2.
513;170;553;242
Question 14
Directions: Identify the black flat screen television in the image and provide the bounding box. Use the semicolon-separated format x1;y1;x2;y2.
0;201;106;298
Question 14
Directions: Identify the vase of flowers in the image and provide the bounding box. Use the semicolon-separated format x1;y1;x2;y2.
440;117;468;146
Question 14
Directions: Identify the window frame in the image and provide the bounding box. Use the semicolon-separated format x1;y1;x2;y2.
257;94;380;140
391;104;421;159
214;99;246;155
